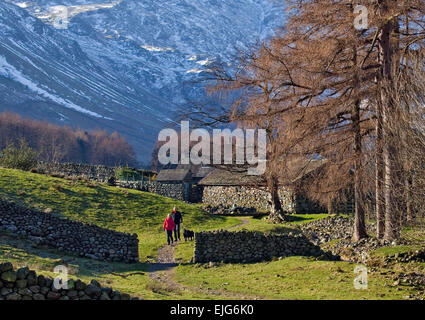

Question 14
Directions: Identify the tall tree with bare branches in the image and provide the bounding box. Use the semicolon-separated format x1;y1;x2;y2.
209;0;424;239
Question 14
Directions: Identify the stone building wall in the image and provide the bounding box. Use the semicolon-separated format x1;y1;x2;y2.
117;181;204;203
0;262;136;300
117;180;186;201
201;186;295;213
189;185;204;203
0;199;139;263
194;230;327;263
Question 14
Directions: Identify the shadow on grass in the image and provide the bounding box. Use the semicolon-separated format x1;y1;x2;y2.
265;225;302;234
148;262;178;273
285;215;317;223
0;230;149;279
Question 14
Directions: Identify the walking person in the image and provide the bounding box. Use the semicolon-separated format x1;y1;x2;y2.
172;206;183;241
163;213;175;245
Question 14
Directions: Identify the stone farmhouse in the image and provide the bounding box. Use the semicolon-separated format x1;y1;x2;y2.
155;164;213;203
154;159;337;214
198;168;326;214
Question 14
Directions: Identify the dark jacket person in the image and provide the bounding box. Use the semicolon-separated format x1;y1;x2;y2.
172;206;183;241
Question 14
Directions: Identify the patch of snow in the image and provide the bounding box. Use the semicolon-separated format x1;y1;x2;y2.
186;68;213;74
30;1;122;28
141;45;174;53
15;2;31;9
197;58;214;66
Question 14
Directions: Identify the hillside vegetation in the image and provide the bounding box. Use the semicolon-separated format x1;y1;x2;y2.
0;168;423;300
0;168;239;261
0;112;136;166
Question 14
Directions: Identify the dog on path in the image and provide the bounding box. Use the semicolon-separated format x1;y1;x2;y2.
183;228;194;241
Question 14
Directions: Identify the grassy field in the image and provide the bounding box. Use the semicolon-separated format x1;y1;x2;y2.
0;168;423;300
174;216;423;300
0;168;239;299
174;257;421;300
0;168;240;261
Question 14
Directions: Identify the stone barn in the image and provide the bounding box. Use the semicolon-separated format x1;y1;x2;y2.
198;164;329;214
155;164;213;202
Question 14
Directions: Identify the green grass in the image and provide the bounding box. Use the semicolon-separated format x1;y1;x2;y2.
0;167;423;300
234;214;329;231
0;230;215;299
0;168;241;299
0;168;240;261
174;257;417;300
371;245;423;257
174;216;424;300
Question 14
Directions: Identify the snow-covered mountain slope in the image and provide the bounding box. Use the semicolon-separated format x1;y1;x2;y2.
0;0;285;162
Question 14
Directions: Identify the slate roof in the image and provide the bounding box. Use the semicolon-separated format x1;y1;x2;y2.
198;168;266;186
155;168;192;182
198;159;326;186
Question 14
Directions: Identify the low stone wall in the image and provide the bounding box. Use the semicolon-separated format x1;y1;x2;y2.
204;204;264;216
0;199;139;263
36;162;116;183
202;186;295;213
117;181;204;203
35;162;205;203
194;230;335;263
0;262;136;300
117;180;186;201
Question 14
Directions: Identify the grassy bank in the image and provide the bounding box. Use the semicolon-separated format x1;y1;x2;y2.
0;168;239;261
0;167;423;300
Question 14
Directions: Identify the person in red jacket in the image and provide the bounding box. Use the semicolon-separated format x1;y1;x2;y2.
163;214;175;245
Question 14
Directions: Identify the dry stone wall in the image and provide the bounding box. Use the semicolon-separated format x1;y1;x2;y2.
117;181;186;201
36;162;200;202
202;186;295;213
194;230;336;263
0;199;139;263
0;262;136;300
118;181;204;203
36;162;116;183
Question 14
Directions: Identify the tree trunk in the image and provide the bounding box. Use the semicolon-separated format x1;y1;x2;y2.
327;197;334;215
406;176;413;223
376;98;385;238
379;19;400;241
351;39;367;241
383;135;399;240
267;175;287;222
352;99;368;241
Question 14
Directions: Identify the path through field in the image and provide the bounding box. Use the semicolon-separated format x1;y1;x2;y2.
147;217;264;299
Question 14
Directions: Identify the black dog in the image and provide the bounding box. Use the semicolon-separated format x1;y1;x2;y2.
183;228;194;241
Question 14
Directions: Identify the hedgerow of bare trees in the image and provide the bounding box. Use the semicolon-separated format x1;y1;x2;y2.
0;112;137;167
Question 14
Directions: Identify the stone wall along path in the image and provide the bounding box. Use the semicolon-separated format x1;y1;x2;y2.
0;262;136;300
0;199;139;263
